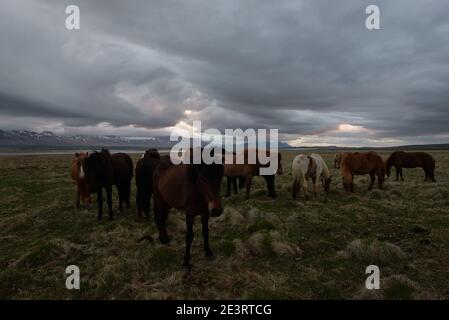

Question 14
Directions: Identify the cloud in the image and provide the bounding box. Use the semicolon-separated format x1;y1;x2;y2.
0;0;449;146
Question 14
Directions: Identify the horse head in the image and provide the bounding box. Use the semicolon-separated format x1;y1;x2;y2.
187;148;224;217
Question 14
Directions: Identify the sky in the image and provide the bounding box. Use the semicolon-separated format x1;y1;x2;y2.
1;0;449;147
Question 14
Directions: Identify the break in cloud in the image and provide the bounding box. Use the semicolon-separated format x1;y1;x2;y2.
1;0;449;146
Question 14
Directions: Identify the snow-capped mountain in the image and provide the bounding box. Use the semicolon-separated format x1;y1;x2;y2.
0;130;173;150
0;129;293;151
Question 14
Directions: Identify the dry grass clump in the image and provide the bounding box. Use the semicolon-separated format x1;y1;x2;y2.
340;239;406;263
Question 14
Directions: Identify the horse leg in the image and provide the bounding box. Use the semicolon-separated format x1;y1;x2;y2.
312;177;318;197
245;175;253;200
369;172;375;190
233;178;238;194
377;172;384;189
87;187;92;203
97;188;103;220
125;181;130;209
106;186;113;220
238;177;245;189
225;177;231;197
136;189;143;219
399;168;404;181
117;185;123;212
292;178;298;200
201;213;213;259
76;184;81;209
183;214;194;269
395;166;399;181
263;175;276;198
431;168;436;182
154;201;170;244
302;178;309;200
145;191;151;219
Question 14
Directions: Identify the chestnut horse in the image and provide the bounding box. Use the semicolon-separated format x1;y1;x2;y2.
225;176;245;197
135;148;161;218
70;152;91;208
223;149;282;199
340;151;385;192
84;149;133;220
223;151;245;197
153;152;224;268
386;151;436;182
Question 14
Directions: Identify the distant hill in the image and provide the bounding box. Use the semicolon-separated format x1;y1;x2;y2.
0;129;293;152
1;129;447;152
0;130;174;151
287;144;449;151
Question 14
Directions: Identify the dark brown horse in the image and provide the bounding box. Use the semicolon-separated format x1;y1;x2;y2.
135;149;161;219
223;149;282;199
386;151;435;182
153;152;224;268
340;151;385;192
84;149;133;220
70;152;91;208
225;176;245;197
223;151;245;197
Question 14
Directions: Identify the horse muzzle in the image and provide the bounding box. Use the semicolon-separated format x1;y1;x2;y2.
209;202;224;217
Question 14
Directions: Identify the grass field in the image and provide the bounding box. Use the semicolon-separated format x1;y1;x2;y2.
0;150;448;299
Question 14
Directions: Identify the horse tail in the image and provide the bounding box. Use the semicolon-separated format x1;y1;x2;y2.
125;154;134;178
306;156;317;178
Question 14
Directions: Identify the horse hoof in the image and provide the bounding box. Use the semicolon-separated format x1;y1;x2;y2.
205;250;215;260
182;264;192;272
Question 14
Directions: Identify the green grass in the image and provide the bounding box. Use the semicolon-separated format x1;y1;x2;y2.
0;151;449;299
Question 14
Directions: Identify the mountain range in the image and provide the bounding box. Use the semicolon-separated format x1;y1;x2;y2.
0;130;293;151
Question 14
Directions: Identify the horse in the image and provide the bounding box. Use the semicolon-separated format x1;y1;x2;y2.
222;151;245;197
135;149;161;219
84;149;133;220
225;176;245;197
386;151;436;182
70;152;91;208
292;153;332;200
334;152;347;169
152;150;224;268
223;149;282;199
340;151;385;192
111;152;134;211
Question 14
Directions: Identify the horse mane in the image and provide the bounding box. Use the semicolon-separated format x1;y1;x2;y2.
144;148;161;160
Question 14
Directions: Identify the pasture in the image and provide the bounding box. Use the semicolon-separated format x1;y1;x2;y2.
0;150;448;299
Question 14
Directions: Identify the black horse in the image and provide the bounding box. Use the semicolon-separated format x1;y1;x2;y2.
84;149;133;220
135;149;161;219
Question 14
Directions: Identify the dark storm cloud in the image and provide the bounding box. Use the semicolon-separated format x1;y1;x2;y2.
1;0;449;144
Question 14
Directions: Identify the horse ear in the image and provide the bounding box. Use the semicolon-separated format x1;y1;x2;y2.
75;152;79;157
86;152;88;156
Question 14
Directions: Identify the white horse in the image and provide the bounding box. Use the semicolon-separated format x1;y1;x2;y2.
292;153;332;200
